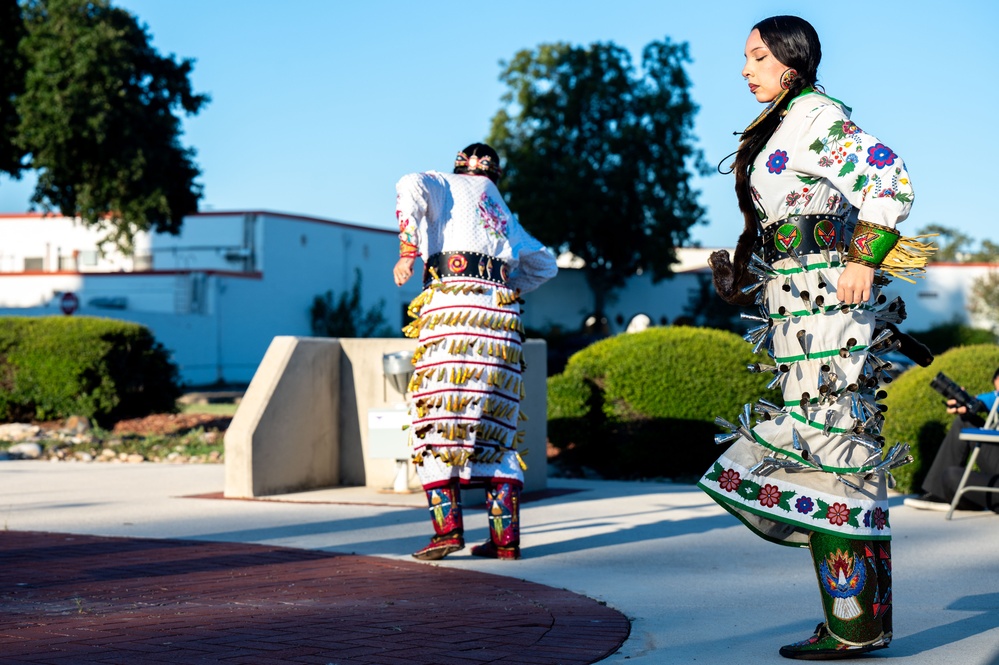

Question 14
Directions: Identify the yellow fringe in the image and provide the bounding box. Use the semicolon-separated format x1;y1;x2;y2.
882;234;937;283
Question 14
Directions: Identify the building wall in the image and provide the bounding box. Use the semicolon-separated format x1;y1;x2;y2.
0;211;993;386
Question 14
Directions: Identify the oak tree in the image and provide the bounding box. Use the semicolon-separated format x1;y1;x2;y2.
488;38;706;317
2;0;208;252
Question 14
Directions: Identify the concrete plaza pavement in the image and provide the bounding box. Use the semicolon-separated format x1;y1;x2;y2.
2;460;998;664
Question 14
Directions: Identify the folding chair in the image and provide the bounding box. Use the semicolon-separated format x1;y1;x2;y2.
947;397;999;520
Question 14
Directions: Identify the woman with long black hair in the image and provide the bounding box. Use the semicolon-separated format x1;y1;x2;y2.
698;15;931;660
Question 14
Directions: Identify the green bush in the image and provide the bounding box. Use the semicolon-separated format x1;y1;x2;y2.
881;344;999;494
0;316;180;425
909;321;995;356
547;326;780;479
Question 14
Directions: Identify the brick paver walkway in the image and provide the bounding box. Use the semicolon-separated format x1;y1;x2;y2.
0;531;629;665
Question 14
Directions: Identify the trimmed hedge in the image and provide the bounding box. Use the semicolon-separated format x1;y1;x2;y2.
881;344;999;494
547;326;780;479
0;316;180;425
909;322;995;356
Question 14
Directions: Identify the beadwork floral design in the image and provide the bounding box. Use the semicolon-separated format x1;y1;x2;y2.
397;204;418;258
766;149;789;174
826;503;850;526
758;484;782;508
719;468;742;492
866;143;897;169
796;496;815;514
477;194;509;239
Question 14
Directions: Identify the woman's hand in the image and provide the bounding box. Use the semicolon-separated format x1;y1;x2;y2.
393;257;415;286
836;262;875;305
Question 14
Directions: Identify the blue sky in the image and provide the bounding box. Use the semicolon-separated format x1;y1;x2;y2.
1;1;994;250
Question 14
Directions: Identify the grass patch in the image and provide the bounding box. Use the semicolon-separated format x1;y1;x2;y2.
179;402;239;416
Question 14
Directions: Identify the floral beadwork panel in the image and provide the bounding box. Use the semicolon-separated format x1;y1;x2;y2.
701;457;891;540
751;93;913;230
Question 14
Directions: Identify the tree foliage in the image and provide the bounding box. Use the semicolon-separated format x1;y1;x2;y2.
310;269;394;338
0;0;27;175
488;39;706;316
2;0;208;252
918;223;999;263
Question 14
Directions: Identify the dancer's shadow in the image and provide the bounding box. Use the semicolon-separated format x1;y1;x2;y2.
892;592;999;660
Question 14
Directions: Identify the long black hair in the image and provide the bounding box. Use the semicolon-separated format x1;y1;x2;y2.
714;16;821;304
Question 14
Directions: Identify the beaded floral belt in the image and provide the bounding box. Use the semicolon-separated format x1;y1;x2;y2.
424;251;509;287
761;214;848;263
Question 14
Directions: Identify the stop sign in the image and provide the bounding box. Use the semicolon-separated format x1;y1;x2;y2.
60;292;79;315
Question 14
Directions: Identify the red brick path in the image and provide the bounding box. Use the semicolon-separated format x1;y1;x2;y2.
0;531;629;664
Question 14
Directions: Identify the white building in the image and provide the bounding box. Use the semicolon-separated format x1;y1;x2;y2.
0;212;990;385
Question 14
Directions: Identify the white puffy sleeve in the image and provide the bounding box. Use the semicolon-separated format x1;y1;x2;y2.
790;104;914;229
506;216;557;293
395;172;445;259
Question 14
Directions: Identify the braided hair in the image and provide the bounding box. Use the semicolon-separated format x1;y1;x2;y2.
712;16;822;305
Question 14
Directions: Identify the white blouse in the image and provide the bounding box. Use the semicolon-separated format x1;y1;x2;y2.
396;171;557;293
751;91;914;230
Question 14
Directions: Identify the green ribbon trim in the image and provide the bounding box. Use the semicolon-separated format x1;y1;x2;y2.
774;344;867;364
788;410;851;434
769;303;874;321
773;260;843;276
750;428;873;473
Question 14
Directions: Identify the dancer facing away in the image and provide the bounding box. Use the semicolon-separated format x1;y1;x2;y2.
698;15;933;660
393;143;557;561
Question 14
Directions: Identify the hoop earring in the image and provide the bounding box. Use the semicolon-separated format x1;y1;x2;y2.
780;69;797;90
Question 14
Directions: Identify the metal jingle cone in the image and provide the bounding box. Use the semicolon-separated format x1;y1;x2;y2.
743;323;770;344
790;426;803;451
822;410;838;435
766;372;784;390
740;312;768;324
850;392;868;422
749;253;775;274
796;329;809;359
740;279;766;295
847;433;883;454
870;327;894;349
714;431;740;445
754;399;784;419
786;246;806;270
752;331;772;355
714;416;739;432
817;364;832;395
836;474;863;491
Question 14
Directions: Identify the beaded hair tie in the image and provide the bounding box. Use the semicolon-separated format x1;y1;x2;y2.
455;151;502;178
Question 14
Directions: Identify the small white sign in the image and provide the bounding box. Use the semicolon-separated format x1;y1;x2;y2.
368;408;411;459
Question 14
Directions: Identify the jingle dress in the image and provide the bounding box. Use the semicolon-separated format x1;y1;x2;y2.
396;171;557;490
698;91;915;546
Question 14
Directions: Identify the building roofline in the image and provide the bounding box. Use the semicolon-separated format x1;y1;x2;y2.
0;212;59;219
0;209;398;237
0;269;263;279
188;210;398;236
